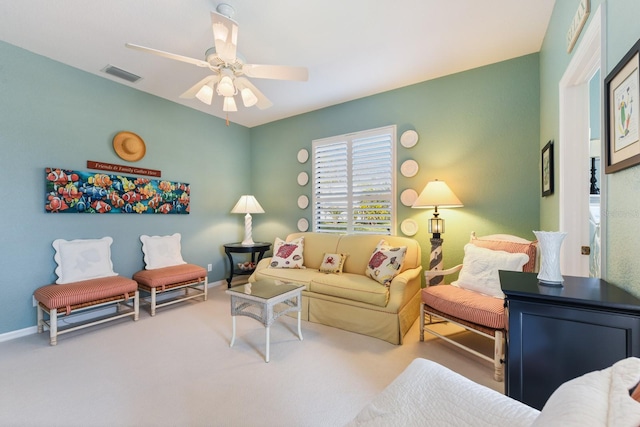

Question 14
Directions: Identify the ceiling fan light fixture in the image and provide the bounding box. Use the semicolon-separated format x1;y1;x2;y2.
195;82;215;105
217;69;236;97
223;96;238;112
240;87;258;107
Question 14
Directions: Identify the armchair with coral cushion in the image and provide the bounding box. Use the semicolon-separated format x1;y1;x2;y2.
420;232;538;381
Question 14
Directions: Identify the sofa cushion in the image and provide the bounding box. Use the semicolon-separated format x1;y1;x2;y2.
365;240;407;286
253;267;319;290
133;264;206;289
319;253;348;274
286;232;342;269
422;285;505;329
270;237;305;268
309;273;390;307
337;234;420;275
34;275;137;312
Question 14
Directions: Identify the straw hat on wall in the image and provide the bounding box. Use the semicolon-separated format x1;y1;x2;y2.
113;131;146;162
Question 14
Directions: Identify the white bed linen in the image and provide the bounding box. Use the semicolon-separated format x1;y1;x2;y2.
347;358;539;427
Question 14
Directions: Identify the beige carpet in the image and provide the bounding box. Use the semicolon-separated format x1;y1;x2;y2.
0;285;502;427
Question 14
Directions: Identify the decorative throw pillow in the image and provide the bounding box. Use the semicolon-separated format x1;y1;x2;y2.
270;237;305;268
452;243;529;298
470;235;538;273
365;240;407;287
319;253;348;274
140;233;187;270
52;236;118;284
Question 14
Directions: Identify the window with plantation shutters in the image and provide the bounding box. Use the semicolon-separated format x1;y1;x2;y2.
312;125;396;235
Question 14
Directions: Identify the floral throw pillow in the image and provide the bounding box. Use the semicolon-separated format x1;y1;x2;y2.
365;240;407;286
319;253;348;274
270;237;305;269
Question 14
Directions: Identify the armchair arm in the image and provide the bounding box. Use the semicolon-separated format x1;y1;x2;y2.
387;266;423;310
424;264;463;286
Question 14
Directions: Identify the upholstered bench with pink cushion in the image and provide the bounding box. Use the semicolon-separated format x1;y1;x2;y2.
34;236;140;345
420;232;537;381
133;264;207;316
34;276;139;345
132;234;208;316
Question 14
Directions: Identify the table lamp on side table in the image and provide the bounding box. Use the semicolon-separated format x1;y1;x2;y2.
412;180;463;285
231;195;265;246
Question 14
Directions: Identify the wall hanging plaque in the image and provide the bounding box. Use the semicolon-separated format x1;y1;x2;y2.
400;189;418;207
45;167;190;214
297;195;309;209
297;171;309;186
400;219;418;236
297;218;309;231
400;130;419;148
297;148;309;163
400;159;419;177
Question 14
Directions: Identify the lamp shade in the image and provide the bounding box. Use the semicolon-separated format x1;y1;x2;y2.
412;180;463;209
195;82;214;105
231;195;265;214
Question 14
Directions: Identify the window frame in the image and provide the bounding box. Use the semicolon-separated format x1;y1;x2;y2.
311;125;397;235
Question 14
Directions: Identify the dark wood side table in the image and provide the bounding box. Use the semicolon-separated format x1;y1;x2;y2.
223;242;271;288
499;270;640;410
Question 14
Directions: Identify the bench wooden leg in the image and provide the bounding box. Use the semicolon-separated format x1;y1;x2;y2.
134;291;139;321
494;330;504;382
49;308;58;346
203;277;208;301
150;288;157;316
37;304;44;333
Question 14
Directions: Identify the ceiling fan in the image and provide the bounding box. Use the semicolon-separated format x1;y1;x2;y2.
125;3;308;113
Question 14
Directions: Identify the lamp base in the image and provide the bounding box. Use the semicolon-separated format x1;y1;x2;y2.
241;213;255;246
428;237;444;286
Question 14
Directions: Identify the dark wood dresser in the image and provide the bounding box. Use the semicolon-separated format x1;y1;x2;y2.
499;270;640;410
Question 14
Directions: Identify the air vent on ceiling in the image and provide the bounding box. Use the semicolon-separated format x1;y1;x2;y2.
101;65;142;83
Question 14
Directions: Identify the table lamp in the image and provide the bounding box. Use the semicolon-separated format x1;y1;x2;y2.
412;180;463;285
231;195;265;246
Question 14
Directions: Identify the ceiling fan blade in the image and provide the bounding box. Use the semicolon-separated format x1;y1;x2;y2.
125;43;209;68
179;75;218;99
235;77;273;110
241;64;308;81
210;11;238;64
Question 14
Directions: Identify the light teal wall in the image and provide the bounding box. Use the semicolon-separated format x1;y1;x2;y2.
539;0;640;296
1;32;543;337
0;41;251;334
250;54;541;276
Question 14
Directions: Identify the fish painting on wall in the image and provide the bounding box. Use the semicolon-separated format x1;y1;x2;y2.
45;167;190;214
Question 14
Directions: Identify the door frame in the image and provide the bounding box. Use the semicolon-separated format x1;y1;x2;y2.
558;5;606;277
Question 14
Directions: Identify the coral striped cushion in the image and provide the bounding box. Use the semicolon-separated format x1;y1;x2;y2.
422;285;505;329
34;276;137;312
471;237;537;273
133;264;206;289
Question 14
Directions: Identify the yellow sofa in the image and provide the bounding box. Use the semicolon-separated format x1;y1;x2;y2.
248;232;423;344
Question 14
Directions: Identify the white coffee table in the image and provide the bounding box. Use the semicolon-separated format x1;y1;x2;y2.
226;280;304;362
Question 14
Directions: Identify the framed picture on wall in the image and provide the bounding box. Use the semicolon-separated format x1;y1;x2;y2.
604;37;640;174
541;140;554;197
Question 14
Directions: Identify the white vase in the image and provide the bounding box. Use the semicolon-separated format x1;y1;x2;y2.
533;231;567;285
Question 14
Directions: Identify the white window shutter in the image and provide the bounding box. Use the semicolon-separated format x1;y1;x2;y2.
312;125;396;235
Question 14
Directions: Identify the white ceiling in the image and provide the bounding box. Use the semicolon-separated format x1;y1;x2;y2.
0;0;555;128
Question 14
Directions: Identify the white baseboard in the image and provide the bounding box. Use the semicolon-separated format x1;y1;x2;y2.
0;326;38;343
0;279;226;344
